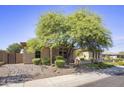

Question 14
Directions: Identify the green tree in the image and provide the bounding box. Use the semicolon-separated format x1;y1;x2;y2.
66;10;112;62
7;43;22;53
27;38;41;53
27;10;112;63
68;10;112;48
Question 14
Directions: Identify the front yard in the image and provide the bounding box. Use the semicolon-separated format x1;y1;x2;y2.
0;64;76;86
1;61;124;86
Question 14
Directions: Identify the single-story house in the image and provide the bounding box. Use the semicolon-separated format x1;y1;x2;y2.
102;52;124;60
20;42;103;64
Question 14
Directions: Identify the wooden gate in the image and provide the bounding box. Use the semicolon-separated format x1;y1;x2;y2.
7;53;16;64
7;53;23;64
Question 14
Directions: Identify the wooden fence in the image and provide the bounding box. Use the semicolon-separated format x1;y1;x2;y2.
0;51;23;64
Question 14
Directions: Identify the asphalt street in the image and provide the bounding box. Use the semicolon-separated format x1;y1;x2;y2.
79;75;124;87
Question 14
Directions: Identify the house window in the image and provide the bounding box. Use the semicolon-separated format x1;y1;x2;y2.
59;51;62;56
35;51;41;58
59;47;67;58
64;52;67;58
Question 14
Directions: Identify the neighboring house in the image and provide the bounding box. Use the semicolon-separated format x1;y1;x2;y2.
102;52;124;60
20;42;103;64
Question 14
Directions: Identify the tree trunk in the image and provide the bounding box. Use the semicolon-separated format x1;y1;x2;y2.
67;48;73;65
92;51;95;63
50;47;52;65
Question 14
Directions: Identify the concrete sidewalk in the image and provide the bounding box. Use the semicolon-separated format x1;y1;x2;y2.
2;72;110;87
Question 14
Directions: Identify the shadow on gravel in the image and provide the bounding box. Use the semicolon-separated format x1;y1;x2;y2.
0;74;33;86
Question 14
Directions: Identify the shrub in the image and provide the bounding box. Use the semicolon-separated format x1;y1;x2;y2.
32;58;41;65
117;61;124;66
56;56;64;60
114;58;124;62
84;62;114;69
42;57;50;65
55;59;65;68
80;57;84;61
52;64;55;67
73;49;83;56
0;62;5;66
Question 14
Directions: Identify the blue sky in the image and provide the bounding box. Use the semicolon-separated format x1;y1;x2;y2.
0;5;124;53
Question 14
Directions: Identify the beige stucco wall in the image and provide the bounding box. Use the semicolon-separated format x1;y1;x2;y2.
41;47;59;63
52;48;59;61
73;49;102;62
41;47;50;59
79;51;91;60
23;49;35;64
73;49;91;60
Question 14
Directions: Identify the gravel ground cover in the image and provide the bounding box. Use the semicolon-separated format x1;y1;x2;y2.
0;64;76;86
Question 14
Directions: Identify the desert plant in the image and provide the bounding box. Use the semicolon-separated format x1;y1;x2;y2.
32;58;41;65
56;56;64;60
42;57;50;65
55;59;65;68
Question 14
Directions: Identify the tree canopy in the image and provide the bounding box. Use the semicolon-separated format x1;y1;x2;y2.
27;10;112;54
7;43;22;53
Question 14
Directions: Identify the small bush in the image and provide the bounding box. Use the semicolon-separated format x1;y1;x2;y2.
56;56;64;60
55;59;65;68
52;64;55;67
114;58;124;62
32;58;41;65
84;62;114;69
117;61;124;66
80;57;84;61
0;62;5;66
42;57;50;65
